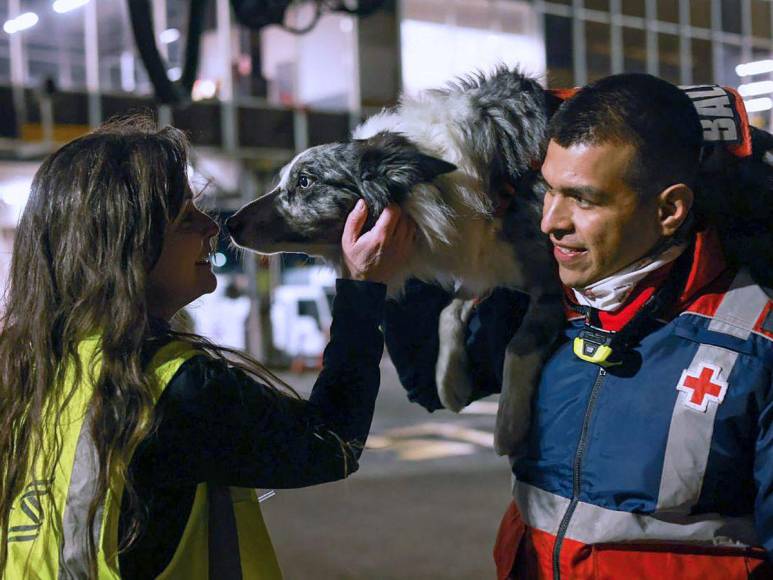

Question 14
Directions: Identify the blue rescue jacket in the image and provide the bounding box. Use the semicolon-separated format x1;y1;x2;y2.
385;229;773;577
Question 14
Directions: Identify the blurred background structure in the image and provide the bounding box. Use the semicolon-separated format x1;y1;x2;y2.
0;3;771;576
0;0;771;363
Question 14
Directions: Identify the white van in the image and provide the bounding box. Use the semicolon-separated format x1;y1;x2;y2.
270;284;334;358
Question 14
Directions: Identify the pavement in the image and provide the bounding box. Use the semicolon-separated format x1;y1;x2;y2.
261;358;513;580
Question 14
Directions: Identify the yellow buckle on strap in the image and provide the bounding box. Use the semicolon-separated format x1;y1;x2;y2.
573;327;623;367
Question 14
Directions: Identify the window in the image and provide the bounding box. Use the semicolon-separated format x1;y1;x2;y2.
752;0;772;39
690;0;712;29
297;300;321;330
691;38;714;84
623;27;647;74
658;33;681;84
720;0;742;34
586;21;611;82
718;43;742;87
585;0;609;11
622;0;646;18
401;0;544;96
657;0;679;24
545;14;573;88
97;0;153;94
23;0;87;90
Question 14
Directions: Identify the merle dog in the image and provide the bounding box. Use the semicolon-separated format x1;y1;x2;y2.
227;67;563;455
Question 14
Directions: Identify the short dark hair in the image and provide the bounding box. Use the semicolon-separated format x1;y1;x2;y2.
548;73;703;198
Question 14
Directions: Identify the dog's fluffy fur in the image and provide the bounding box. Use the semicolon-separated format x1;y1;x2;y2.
228;66;773;455
228;67;564;455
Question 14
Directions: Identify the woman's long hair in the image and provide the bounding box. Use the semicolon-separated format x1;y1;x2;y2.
0;116;298;577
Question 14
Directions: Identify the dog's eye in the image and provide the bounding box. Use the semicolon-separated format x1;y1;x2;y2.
298;175;312;189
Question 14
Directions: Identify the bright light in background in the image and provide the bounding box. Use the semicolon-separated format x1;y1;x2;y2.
0;163;40;227
401;20;545;96
192;79;217;101
159;28;180;44
168;67;182;81
53;0;90;14
744;97;773;113
120;51;136;92
3;12;39;34
339;19;353;33
0;179;32;214
736;60;773;77
212;252;227;268
738;80;773;98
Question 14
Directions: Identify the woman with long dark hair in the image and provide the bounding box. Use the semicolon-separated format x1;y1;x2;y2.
0;117;414;579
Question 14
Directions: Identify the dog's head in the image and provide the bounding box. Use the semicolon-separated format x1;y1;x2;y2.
227;131;456;255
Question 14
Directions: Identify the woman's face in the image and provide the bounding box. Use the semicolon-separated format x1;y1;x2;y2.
147;192;220;320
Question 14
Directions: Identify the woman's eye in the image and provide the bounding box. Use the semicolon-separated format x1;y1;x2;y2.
298;175;311;189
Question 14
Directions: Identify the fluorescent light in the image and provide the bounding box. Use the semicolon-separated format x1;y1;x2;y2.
738;80;773;97
3;12;39;34
159;28;180;44
192;79;217;101
0;178;32;210
120;51;136;92
53;0;90;14
744;97;773;113
736;59;773;77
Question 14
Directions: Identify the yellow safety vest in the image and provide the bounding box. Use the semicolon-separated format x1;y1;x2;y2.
5;337;282;579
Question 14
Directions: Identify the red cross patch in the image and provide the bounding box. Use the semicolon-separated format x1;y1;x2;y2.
676;364;728;412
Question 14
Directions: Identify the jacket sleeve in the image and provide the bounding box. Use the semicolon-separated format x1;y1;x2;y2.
755;371;773;561
383;278;528;411
383;278;451;411
136;279;386;489
464;287;530;399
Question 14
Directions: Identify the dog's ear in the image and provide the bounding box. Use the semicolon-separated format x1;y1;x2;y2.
414;153;458;182
357;131;456;214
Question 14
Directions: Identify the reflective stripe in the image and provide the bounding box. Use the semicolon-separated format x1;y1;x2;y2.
58;411;104;579
657;345;738;513
708;270;769;340
514;482;758;547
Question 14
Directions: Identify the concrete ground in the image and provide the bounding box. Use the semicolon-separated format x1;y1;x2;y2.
262;358;512;580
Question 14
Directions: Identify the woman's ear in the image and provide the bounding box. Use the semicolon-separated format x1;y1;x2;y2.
657;183;694;237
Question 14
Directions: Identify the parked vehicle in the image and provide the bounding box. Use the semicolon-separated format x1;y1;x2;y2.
271;281;333;359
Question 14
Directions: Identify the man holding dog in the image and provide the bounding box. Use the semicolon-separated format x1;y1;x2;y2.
384;73;773;578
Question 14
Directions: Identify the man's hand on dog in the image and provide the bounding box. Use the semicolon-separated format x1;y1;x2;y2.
341;200;415;284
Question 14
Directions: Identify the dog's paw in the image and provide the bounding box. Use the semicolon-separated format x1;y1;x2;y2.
436;298;477;412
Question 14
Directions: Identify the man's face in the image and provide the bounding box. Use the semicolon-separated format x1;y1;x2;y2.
540;140;664;289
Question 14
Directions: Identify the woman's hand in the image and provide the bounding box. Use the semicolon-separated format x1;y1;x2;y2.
341;200;416;284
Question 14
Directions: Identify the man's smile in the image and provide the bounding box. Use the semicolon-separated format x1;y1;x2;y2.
552;242;588;263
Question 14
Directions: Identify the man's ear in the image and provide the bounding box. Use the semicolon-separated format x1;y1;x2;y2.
657;183;694;236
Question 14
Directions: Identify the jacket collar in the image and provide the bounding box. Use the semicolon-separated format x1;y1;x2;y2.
564;228;729;331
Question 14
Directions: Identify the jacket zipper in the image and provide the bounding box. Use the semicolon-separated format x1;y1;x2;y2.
551;367;607;580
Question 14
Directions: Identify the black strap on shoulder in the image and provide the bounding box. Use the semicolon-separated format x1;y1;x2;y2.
208;485;244;580
572;240;695;356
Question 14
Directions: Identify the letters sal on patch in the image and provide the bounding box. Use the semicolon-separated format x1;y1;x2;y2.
680;85;741;144
676;363;729;413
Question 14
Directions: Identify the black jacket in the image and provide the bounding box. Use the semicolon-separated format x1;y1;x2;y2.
119;279;386;578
